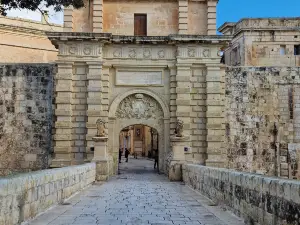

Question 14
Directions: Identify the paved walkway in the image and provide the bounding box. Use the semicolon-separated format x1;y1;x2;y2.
27;157;244;225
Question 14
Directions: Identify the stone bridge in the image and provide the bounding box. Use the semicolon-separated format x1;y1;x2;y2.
1;157;300;225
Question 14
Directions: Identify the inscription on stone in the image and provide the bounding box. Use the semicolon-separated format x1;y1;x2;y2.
116;70;163;86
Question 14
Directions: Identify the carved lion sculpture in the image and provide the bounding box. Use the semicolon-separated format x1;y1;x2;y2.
174;119;184;137
96;119;106;137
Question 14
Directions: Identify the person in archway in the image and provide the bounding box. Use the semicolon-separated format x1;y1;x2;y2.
119;148;122;163
154;149;158;170
125;148;129;162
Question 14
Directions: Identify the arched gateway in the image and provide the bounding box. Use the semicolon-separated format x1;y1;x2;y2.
108;89;170;174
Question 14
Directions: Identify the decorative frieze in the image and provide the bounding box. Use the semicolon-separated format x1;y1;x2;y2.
59;43;102;57
103;46;176;60
178;47;211;58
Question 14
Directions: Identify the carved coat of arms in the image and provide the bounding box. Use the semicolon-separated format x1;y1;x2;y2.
116;94;163;119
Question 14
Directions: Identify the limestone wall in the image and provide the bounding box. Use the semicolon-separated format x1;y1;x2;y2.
183;164;300;225
0;163;96;225
0;64;55;176
225;67;300;179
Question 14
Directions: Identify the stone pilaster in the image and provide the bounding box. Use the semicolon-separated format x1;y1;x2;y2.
63;6;73;32
205;65;225;167
93;0;103;32
207;0;217;35
86;61;103;161
176;64;192;138
178;0;188;34
169;66;177;134
51;62;74;167
168;64;192;181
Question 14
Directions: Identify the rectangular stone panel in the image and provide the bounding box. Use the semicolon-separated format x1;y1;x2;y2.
116;69;163;86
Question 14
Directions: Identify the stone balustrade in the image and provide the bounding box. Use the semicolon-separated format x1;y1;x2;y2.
183;164;300;225
0;163;96;225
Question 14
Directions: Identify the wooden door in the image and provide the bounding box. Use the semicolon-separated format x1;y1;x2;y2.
134;14;147;36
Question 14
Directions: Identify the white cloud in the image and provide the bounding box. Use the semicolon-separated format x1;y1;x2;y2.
7;7;63;24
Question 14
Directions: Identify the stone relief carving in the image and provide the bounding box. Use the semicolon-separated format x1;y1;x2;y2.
128;49;136;58
61;43;100;57
174;119;184;137
158;50;165;58
116;94;163;120
69;45;77;55
96;119;107;137
104;46;176;59
202;49;210;57
188;48;196;57
143;49;151;58
113;49;121;57
83;46;92;55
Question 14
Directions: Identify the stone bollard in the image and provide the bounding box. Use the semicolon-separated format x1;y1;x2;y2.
92;136;110;181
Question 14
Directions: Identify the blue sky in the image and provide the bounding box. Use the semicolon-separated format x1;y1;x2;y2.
217;0;300;28
7;0;300;28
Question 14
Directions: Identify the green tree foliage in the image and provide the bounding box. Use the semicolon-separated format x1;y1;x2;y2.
0;0;85;16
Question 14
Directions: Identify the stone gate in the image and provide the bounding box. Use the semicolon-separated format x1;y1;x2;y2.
48;32;230;180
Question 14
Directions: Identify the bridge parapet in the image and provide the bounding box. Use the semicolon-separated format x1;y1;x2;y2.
183;164;300;225
0;163;96;225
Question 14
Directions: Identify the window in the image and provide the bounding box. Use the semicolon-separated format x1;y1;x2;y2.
134;14;147;36
294;45;300;55
280;45;286;55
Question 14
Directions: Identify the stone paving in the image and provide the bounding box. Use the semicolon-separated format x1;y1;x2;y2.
26;157;245;225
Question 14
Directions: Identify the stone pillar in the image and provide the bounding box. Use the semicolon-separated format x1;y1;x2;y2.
92;136;109;181
93;0;103;32
205;65;226;167
178;0;188;34
63;6;73;32
52;62;74;167
207;0;217;35
86;62;103;161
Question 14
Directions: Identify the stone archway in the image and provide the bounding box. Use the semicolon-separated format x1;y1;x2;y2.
108;89;170;174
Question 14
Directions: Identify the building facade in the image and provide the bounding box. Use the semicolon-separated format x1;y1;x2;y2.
47;0;230;179
0;15;62;63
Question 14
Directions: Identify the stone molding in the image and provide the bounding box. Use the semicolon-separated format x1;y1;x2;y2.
108;89;170;119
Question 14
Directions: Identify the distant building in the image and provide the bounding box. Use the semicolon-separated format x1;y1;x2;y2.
218;18;300;66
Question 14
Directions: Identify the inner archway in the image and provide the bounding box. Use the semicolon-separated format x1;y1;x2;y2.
118;125;159;174
108;89;170;175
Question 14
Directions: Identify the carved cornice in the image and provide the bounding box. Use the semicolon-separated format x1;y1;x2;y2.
46;32;232;46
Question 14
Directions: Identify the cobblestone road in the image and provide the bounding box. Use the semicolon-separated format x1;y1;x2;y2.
27;157;244;225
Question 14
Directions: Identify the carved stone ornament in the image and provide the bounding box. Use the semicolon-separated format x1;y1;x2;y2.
113;49;121;57
202;49;210;57
116;94;163;120
129;49;136;58
96;119;106;137
83;46;92;55
188;48;196;57
158;50;165;58
69;45;77;55
174;119;184;137
143;49;151;58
